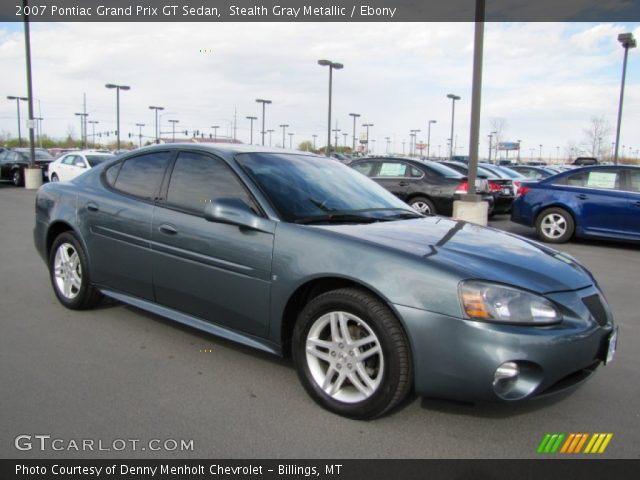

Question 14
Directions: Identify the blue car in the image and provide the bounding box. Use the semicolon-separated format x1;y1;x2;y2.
511;165;640;243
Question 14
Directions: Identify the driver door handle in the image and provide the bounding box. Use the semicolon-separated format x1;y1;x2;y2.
159;224;178;235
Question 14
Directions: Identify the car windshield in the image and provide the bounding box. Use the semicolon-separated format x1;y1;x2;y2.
86;155;114;167
236;152;419;223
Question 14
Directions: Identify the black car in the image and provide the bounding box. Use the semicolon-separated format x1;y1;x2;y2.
441;161;516;214
349;157;493;216
0;148;54;186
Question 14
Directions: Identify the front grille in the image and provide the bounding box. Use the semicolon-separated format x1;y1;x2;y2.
582;294;608;326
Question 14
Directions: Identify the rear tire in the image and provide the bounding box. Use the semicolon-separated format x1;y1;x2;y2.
535;207;574;243
12;169;23;187
409;196;436;215
49;232;102;310
292;288;412;419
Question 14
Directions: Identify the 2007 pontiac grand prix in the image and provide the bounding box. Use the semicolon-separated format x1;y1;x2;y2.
34;144;617;419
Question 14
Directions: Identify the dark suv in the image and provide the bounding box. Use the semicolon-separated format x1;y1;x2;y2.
349;157;493;216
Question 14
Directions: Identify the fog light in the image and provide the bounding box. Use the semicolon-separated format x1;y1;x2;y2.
493;361;519;396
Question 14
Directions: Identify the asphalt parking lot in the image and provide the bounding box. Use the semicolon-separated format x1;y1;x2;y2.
1;183;638;459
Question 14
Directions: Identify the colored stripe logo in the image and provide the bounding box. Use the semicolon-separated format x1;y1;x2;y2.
537;433;613;454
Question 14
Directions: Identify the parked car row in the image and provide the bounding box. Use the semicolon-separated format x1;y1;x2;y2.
0;148;54;186
34;144;617;419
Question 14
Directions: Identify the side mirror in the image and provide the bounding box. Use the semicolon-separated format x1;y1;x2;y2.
203;198;274;234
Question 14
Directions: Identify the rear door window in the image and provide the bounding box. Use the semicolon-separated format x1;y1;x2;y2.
111;151;172;200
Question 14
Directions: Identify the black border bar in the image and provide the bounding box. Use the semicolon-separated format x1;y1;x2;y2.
2;0;640;22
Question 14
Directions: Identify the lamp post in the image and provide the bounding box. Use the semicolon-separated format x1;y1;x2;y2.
148;105;164;145
343;132;348;148
135;123;145;148
539;144;543;160
88;120;98;147
211;125;219;142
349;112;360;152
246;116;257;145
288;132;294;149
7;96;28;146
312;134;317;150
279;124;289;148
74;112;88;148
267;129;274;147
613;32;636;165
105;84;130;151
517;139;521;163
487;131;497;162
332;128;341;150
410;129;420;157
318;59;344;157
168;119;179;142
426;120;436;159
362;123;374;155
446;93;461;160
255;98;272;146
385;137;391;154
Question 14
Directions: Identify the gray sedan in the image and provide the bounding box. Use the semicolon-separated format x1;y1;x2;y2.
34;144;616;419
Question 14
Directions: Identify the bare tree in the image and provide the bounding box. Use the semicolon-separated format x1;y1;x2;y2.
581;116;611;159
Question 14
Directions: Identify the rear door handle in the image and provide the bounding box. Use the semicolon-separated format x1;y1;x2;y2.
398;181;409;187
86;202;99;212
159;224;178;235
577;194;588;200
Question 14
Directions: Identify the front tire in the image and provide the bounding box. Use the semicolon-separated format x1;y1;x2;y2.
49;232;102;310
50;173;59;182
292;288;412;419
12;169;23;186
535;207;575;243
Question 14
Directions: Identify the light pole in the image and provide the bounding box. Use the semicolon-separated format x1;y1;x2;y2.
318;59;344;157
349;113;360;152
168;119;179;142
332;128;341;150
279;124;289;148
312;134;317;150
148;105;164;145
211;125;219;142
34;116;43;148
255;98;272;146
105;84;130;151
135;123;145;148
267;129;274;147
88;120;98;147
343;132;348;147
487;131;497;162
385;137;390;154
75;112;88;148
446;94;461;160
246;116;257;145
362;123;374;155
410;129;420;157
539;144;543;160
426;120;436;159
613;32;636;164
288;132;294;149
7;96;28;146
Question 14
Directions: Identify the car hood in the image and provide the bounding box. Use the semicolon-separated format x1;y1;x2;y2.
315;216;593;294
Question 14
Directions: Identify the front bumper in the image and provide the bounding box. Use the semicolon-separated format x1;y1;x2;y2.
394;285;615;402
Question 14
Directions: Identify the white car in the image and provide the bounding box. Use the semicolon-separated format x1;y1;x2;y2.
48;151;114;182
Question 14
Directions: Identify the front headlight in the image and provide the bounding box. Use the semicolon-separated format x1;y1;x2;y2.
459;280;562;325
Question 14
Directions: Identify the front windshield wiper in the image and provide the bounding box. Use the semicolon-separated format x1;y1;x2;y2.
295;213;388;225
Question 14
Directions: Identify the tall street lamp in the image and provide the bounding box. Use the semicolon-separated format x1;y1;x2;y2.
7;96;28;147
446;93;461;160
105;84;130;151
613;32;636;164
362;123;374;155
312;134;317;150
246;116;257;145
332;128;341;150
148;105;164;144
343;132;348;147
426;120;436;159
288;132;294;149
267;129;274;147
255;98;272;146
410;129;421;157
517;139;522;163
318;59;344;157
539;144;543;160
385;137;390;154
211;125;219;142
279;124;289;148
75;112;89;148
168;119;179;142
349;113;360;152
487;130;497;162
135;123;145;148
88;120;98;147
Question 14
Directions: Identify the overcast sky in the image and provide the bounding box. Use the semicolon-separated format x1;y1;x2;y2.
0;21;638;159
